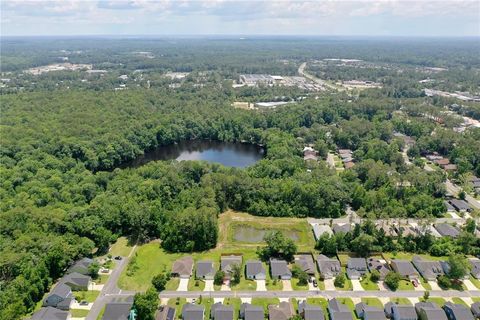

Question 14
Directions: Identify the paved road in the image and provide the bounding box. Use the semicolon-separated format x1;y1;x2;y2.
445;179;480;210
298;62;338;91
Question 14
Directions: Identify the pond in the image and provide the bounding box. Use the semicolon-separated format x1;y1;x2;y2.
120;140;265;169
232;225;300;243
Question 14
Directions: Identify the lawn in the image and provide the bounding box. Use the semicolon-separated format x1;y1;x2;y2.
94;274;109;284
451;298;468;306
361;298;383;309
109;237;135;257
188;278;206;291
199;297;214;319
70;309;89;317
165;278;179;291
424;297;446;306
223;298;242;320
251;298;280;314
335;268;352;291
420;278;432;290
390;298;411;305
335;298;357;319
383;252;447;262
306;298;328;314
168;298;187;320
96;306;105;320
291;278;308;290
265;277;283;290
73;290;100;303
397;280;415;290
473;297;480;303
470;276;480;289
231;278;256;291
360;277;379;290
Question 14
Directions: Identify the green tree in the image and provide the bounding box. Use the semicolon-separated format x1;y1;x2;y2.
214;270;225;286
258;231;297;262
133;287;158;320
351;233;375;257
151;273;167;292
230;264;242;285
88;262;100;279
334;272;346;288
447;254;470;280
438;275;452;289
384;271;401;291
370;270;380;283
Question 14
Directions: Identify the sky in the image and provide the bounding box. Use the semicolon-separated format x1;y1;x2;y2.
1;0;479;37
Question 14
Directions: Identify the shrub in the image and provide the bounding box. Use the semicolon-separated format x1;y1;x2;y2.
384;271;401;291
334;273;346;287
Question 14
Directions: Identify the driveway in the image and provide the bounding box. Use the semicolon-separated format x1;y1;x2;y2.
256;280;266;291
220;284;231;291
351;280;363;291
378;281;388;291
413;283;425;291
282;280;292;291
177;278;188;291
71;301;92;310
463;279;478;291
428;281;441;291
204;280;214;291
324;279;335;291
308;282;315;291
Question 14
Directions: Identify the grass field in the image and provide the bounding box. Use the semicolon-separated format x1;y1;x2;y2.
361;298;383;308
390;297;411;305
425;297;446;306
451;298;468;306
470;276;480;289
383;252;448;262
70;309;89;317
360;277;379;290
397;280;415;290
109;237;135;257
168;298;187;320
165;278;179;291
231;278;256;291
73;290;100;303
188;278;206;291
251;298;280;313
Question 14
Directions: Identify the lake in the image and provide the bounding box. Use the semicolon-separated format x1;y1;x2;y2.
121;140;265;168
232;225;300;243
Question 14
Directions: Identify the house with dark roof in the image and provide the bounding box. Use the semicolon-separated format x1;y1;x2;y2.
171;256;194;278
294;254;316;276
355;302;387;320
240;303;264;320
328;299;353;320
384;303;417;320
155;306;176;320
182;303;205;320
221;255;242;280
43;283;73;310
68;257;94;275
102;301;134;320
298;300;324;320
31;307;69;320
412;256;446;281
434;223;461;238
312;224;333;240
245;260;266;280
316;255;341;279
367;258;390;280
332;223;352;234
346;258;367;280
390;260;419;280
448;199;471;212
469;259;480;279
211;302;234;320
61;272;91;291
444;201;456;213
268;301;294;320
415;302;448;320
443;302;474;320
471;302;480;318
196;261;215;280
269;259;292;280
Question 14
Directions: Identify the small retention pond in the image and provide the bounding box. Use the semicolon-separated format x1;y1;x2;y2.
232;225;300;243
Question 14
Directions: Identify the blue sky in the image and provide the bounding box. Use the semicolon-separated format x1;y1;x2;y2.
1;0;479;37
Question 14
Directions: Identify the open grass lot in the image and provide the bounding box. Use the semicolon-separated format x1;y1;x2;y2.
70;309;89;317
383;252;448;262
397;280;415;290
251;297;280;314
188;278;206;291
360;277;379;290
231;278;256;291
361;298;383;309
109;237;135;257
165;278;179;291
73;290;100;303
390;298;411;305
168;298;187;320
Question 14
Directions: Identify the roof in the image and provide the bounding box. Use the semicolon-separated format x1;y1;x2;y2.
471;302;480;316
268;302;294;320
390;260;419;278
270;259;291;278
316;255;340;277
102;301;133;320
332;223;351;234
31;307;69;320
245;260;265;278
355;303;386;320
240;303;264;320
221;255;242;274
295;254;316;275
328;299;353;320
434;223;461;238
61;272;90;288
211;303;234;320
449;199;470;211
48;283;71;299
469;259;480;278
391;304;417;319
444;201;456;212
196;261;214;278
347;258;367;271
415;301;448;320
171;256;194;277
412;255;445;280
435;158;450;165
298;301;325;320
443;164;457;171
155;306;176;320
312;224;333;239
182;303;205;320
375;223;397;236
68;257;94;273
366;258;390;278
443;302;474;320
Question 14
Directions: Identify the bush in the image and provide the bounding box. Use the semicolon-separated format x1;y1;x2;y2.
370;270;380;283
438;275;452;289
334;273;346;287
214;270;225;286
151;273;167;292
384;271;401;291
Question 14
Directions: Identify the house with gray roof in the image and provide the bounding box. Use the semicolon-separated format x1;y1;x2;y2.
102;301;133;320
449;199;471;212
269;258;292;280
295;254;316;275
155;306;176;320
367;258;390;280
240;303;264;320
444;201;456;213
298;300;325;320
355;302;387;320
412;255;446;281
31;307;69;320
346;258;367;280
268;301;294;320
221;255;242;280
171;256;194;278
196;261;215;280
312;224;333;240
211;302;234;320
316;255;341;279
469;259;480;279
375;223;397;237
328;299;353;320
384;303;417;320
434;223;461;238
332;223;352;234
245;260;266;280
68;257;94;275
415;302;448;320
390;260;419;280
443;302;474;320
182;303;205;320
471;302;480;318
61;272;91;290
43;283;73;310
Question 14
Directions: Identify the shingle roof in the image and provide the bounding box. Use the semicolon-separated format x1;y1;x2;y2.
328;299;353;320
316;255;340;278
332;223;352;234
196;261;214;278
347;258;367;271
295;254;316;275
415;302;448;320
391;304;417;320
155;306;176;320
31;307;69;320
240;303;264;320
312;224;333;240
469;259;480;278
443;302;474;320
471;302;480;317
49;283;71;299
367;258;390;279
102;301;133;320
171;256;194;277
390;260;419;278
434;223;460;238
68;257;94;274
298;301;325;320
268;302;294;320
211;302;234;320
182;303;205;320
221;255;242;274
449;199;470;211
269;259;291;278
245;260;265;278
412;255;446;280
60;272;90;288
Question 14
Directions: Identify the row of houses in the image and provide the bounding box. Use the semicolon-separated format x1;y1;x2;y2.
426;154;457;172
338;149;355;169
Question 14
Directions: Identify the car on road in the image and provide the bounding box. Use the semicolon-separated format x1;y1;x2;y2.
114;256;122;260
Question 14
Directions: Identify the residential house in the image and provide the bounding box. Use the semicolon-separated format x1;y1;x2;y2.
102;301;134;320
43;283;73;310
366;258;390;280
444;164;457;171
344;161;355;169
294;254;316;276
328;299;353;320
443;302;474;320
444;201;456;213
434;223;461;238
196;261;215;280
355;302;387;320
171;256;194;278
268;301;294;320
412;255;446;281
415;302;448;320
182;303;205;320
471;176;480;193
155;306;176;320
332;223;352;234
245;260;266;280
384;303;417;320
434;158;450;166
396;224;418;237
298;300;325;320
346;258;367;280
60;272;90;291
31;307;69;320
316;255;341;279
390;260;419;280
269;258;292;280
68;257;94;275
471;302;480;319
312;224;333;240
469;259;480;279
425;225;442;238
375;222;397;237
240;303;264;320
304;150;318;161
221;255;242;280
448;199;471;212
211;302;234;320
